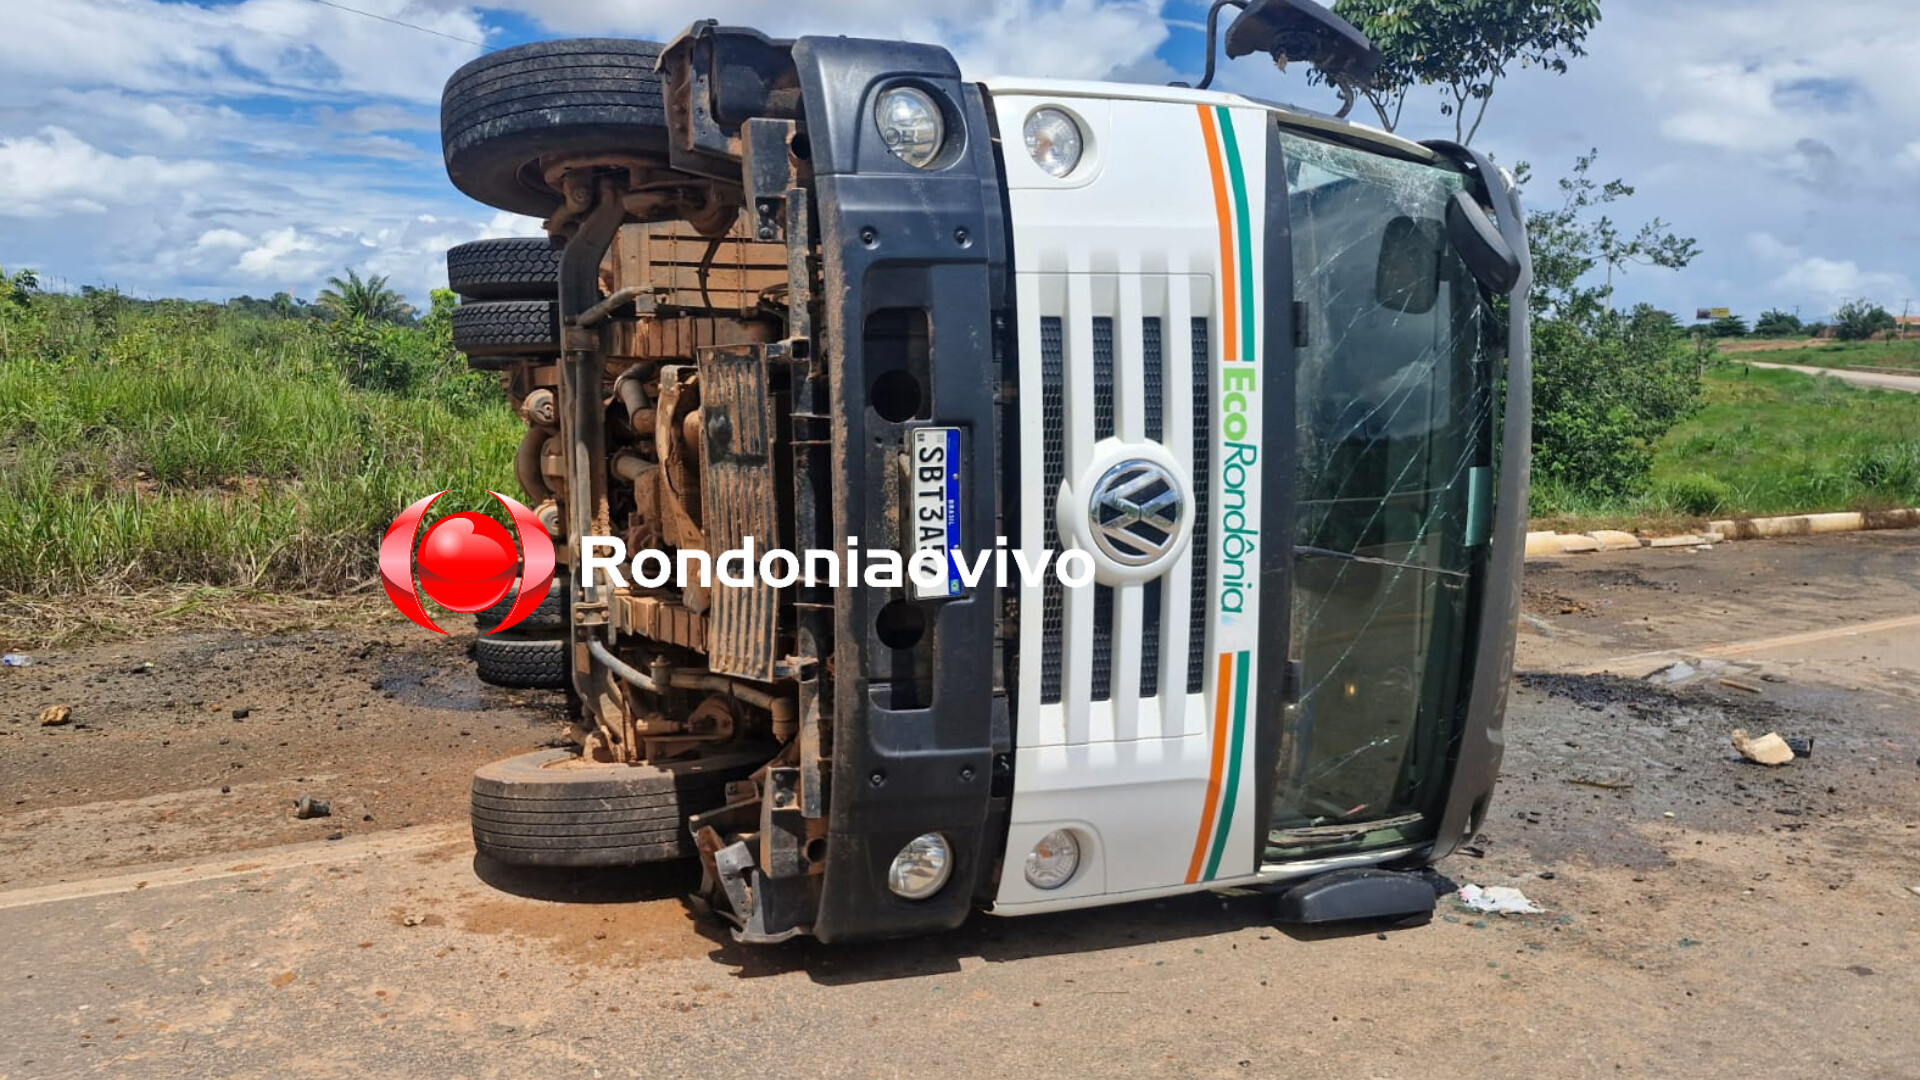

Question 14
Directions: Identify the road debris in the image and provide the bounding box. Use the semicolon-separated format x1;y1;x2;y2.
1649;661;1697;684
1785;736;1814;759
2;653;32;667
38;704;72;726
1719;677;1763;694
1457;884;1543;915
293;794;332;819
1731;729;1795;766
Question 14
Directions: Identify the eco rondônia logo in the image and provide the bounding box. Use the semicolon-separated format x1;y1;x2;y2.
379;491;554;635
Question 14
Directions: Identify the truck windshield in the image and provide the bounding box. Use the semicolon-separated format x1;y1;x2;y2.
1269;131;1495;858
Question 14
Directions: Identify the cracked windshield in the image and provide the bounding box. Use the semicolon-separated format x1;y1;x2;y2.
1274;132;1496;857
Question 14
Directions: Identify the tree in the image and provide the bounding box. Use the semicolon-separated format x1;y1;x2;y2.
0;265;38;310
1832;300;1896;342
1328;0;1601;143
1753;308;1803;337
317;269;414;324
1521;152;1699;321
1521;156;1704;499
1709;313;1748;338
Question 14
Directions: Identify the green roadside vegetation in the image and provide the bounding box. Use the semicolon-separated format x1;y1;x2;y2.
0;288;521;602
1533;363;1920;532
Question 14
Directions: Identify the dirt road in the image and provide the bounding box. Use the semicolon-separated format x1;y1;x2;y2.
3;532;1919;1079
1743;359;1920;394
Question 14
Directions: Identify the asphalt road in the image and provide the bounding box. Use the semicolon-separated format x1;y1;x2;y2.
5;530;1920;1080
1743;360;1920;394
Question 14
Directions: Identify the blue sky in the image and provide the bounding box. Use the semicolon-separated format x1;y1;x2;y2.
2;0;1915;324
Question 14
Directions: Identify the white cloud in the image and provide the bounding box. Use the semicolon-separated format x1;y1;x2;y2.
0;0;485;104
0;127;218;217
486;0;1169;80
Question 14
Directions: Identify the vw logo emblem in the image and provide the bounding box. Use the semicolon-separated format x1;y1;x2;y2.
1088;460;1184;566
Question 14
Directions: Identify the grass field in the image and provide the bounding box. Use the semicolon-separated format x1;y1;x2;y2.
1534;363;1920;531
1717;338;1920;372
0;297;521;601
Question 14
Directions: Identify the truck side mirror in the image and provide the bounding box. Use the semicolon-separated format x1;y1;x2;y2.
1444;191;1522;295
1376;216;1442;315
1223;0;1381;90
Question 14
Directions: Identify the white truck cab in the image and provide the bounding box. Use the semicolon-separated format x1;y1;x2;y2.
439;0;1530;943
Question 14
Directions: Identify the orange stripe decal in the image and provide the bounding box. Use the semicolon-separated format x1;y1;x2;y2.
1185;652;1237;882
1197;104;1237;362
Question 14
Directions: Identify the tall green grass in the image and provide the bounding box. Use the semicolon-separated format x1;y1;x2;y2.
0;297;521;596
1533;363;1920;529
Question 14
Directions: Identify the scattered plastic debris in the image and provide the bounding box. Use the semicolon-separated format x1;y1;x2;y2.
37;705;71;727
1731;728;1794;766
2;653;32;667
1457;884;1543;915
1649;661;1696;685
293;794;332;819
1784;736;1814;759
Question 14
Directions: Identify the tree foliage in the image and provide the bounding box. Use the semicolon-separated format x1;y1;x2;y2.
1329;0;1601;143
1708;313;1748;338
317;269;414;324
1831;299;1896;342
1;265;38;310
1522;153;1704;498
1753;308;1803;337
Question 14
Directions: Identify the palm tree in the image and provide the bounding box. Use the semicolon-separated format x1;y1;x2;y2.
317;269;414;324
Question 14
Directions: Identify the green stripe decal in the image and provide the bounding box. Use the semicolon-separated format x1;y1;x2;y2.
1202;650;1252;879
1213;105;1256;362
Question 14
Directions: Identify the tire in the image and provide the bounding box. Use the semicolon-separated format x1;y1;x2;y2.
452;299;559;358
447;237;560;301
475;575;566;633
441;38;669;218
473;636;568;689
471;744;771;867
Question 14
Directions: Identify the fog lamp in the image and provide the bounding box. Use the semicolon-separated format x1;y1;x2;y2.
1023;828;1081;890
887;832;952;900
875;87;945;168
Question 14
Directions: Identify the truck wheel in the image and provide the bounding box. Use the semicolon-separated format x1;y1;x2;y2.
441;38;669;218
451;299;560;358
446;237;560;301
471;745;770;867
473;636;568;689
474;575;566;633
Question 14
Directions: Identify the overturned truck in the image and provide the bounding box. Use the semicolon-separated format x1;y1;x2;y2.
440;0;1533;943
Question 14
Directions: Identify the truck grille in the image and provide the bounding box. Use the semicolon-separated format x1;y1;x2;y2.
1025;278;1216;743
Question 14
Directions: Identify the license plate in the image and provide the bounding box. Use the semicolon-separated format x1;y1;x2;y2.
908;427;963;600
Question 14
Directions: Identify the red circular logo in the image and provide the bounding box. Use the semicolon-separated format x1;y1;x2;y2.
378;491;556;635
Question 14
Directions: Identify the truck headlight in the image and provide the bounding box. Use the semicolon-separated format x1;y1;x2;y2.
1023;829;1081;890
875;87;945;169
1023;107;1084;178
887;832;952;899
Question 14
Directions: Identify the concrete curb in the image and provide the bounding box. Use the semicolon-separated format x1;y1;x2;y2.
1526;530;1720;559
1524;505;1920;560
1708;507;1920;540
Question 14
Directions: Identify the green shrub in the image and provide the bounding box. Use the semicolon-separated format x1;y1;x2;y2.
1655;474;1730;517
